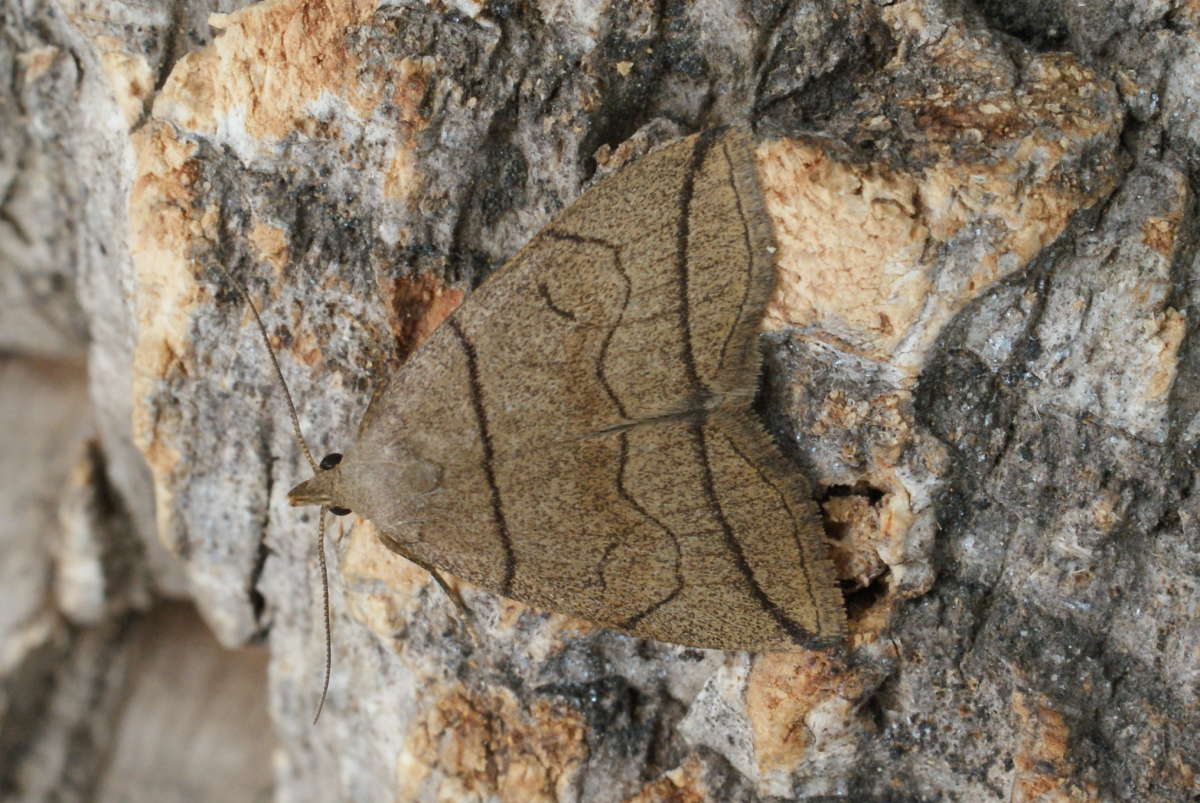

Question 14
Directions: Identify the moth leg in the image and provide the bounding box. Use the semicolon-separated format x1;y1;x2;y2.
353;330;400;440
414;558;482;646
408;557;467;615
376;532;481;644
328;310;398;435
362;335;394;386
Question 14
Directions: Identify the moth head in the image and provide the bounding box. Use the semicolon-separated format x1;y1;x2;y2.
288;451;349;514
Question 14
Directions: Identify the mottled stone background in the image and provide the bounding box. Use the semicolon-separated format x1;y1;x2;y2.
2;0;1197;800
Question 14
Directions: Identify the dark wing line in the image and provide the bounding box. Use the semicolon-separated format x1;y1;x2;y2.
691;417;814;644
713;420;826;636
447;318;516;594
613;430;684;630
714;136;762;375
537;282;577;321
544;229;685;624
672;128;722;396
544;230;631;420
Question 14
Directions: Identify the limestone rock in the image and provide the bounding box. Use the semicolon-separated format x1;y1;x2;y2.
3;0;1198;800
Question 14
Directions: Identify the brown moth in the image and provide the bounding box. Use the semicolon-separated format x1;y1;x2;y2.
267;126;845;717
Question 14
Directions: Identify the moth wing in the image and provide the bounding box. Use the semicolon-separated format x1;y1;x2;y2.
371;409;844;649
356;126;774;445
337;127;845;645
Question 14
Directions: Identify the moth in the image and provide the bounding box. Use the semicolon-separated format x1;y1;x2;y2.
252;126;845;716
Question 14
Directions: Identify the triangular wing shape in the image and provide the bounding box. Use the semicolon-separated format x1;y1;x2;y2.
331;127;845;648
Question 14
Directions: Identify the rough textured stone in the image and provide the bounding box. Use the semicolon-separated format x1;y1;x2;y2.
4;0;1199;800
1;0;270;799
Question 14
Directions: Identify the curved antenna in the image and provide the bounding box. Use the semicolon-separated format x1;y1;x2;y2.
211;261;331;723
313;506;332;723
212;261;319;474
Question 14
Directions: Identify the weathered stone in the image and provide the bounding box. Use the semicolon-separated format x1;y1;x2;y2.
4;0;1198;800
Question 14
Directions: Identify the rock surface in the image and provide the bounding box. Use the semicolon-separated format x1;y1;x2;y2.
2;0;1198;800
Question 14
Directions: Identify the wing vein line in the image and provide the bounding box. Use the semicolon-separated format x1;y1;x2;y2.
715;422;825;635
544;229;686;624
448;318;517;594
673;130;720;396
612;431;685;630
692;418;813;643
545;230;631;419
715;137;760;375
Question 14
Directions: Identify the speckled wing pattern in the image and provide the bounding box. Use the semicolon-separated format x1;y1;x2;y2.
338;127;845;649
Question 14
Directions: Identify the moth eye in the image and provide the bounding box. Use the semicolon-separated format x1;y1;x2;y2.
319;453;343;470
329;506;351;516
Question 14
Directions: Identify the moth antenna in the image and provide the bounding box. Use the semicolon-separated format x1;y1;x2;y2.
212;261;319;473
211;262;330;722
313;505;332;724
